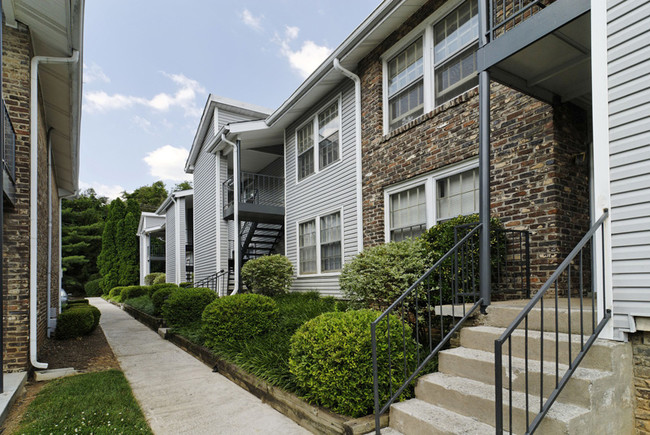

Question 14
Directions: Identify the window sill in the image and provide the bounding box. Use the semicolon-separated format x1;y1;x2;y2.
382;86;479;142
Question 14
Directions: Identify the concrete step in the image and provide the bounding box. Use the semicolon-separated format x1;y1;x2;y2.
390;398;494;435
415;373;590;434
460;325;625;371
483;301;597;335
438;347;613;408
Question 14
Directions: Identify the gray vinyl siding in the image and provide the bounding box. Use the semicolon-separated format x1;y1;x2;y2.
218;154;230;273
257;158;284;206
165;204;176;283
193;148;217;282
285;82;358;297
178;198;187;283
608;0;650;334
217;109;258;130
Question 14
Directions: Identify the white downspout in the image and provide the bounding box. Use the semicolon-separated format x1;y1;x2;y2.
175;197;182;284
333;58;364;253
221;134;241;294
46;130;53;337
30;50;80;369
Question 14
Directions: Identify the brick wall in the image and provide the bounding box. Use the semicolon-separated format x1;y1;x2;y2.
358;0;590;292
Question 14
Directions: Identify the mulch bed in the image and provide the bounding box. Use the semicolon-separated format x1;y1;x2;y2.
0;326;120;434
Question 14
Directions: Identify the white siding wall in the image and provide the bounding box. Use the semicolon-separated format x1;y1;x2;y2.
608;0;650;332
165;204;176;283
284;82;358;297
218;154;230;273
178;198;187;283
193;148;217;282
218;109;256;130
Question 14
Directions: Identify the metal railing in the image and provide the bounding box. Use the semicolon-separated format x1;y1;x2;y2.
494;210;610;434
192;270;228;297
222;172;284;211
2;101;16;182
149;243;165;258
485;0;553;41
372;224;484;433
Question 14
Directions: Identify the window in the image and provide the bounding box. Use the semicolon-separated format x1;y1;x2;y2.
389;185;427;241
384;161;478;242
298;211;343;275
387;38;424;131
296;98;341;181
383;0;479;132
299;220;317;274
436;168;479;221
297;123;314;180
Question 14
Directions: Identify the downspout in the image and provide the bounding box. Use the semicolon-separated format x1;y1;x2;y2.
221;134;241;294
333;58;364;253
59;191;77;316
30;50;80;369
47;129;53;337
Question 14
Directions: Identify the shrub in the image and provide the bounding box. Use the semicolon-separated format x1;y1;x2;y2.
108;287;125;302
144;272;165;286
56;308;95;339
84;278;103;297
152;273;166;285
241;255;294;297
202;294;278;349
151;287;175;316
162;287;216;327
289;309;417;417
67;299;90;307
124;295;155;316
340;238;428;311
179;282;192;288
120;286;147;301
146;283;179;297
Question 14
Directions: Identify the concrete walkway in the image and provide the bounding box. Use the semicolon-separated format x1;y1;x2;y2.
90;298;311;435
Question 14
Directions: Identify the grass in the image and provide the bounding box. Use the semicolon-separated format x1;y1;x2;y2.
15;370;152;435
123;295;155;316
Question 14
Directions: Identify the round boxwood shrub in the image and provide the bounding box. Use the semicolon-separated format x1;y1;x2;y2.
241;255;293;297
108;286;125;302
84;278;103;297
56;308;95;339
120;285;147;301
289;309;417;417
67;299;90;307
146;282;179;297
144;272;165;286
202;294;278;349
340;238;428;311
152;273;166;285
152;287;176;316
69;305;101;330
162;287;216;327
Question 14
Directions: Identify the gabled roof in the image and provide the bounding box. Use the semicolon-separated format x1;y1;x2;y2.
184;95;272;173
3;0;85;196
137;212;165;236
155;189;194;215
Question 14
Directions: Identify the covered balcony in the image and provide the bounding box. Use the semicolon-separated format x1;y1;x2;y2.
222;172;284;224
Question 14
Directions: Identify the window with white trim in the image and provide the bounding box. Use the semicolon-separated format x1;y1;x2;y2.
298;211;343;275
383;0;479;133
296;98;341;181
389;185;427;241
436;167;479;221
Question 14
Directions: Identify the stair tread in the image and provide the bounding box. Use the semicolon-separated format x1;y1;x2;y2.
464;325;621;349
418;372;589;421
441;347;612;380
391;398;494;434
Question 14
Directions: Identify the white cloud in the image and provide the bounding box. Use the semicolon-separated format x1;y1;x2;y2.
276;26;332;79
79;180;124;200
83;62;110;84
241;9;263;31
143;145;190;182
84;73;205;118
133;115;152;132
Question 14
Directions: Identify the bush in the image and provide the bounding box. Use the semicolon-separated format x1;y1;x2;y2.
152;273;166;285
124;295;155;316
84;278;103;297
289;309;417;417
241;255;294;297
162;287;216;327
56;308;95;339
120;286;147;301
179;282;192;288
151;287;175;316
67;299;90;307
144;272;165;286
340;238;428;311
108;286;125;302
146;283;179;297
202;294;278;349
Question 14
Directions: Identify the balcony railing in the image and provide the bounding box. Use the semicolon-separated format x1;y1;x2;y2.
222;172;284;211
2;101;17;203
150;244;165;258
486;0;554;40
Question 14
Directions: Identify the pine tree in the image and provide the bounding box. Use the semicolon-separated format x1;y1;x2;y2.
98;198;125;292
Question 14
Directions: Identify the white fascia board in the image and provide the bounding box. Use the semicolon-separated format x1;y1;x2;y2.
155;196;174;215
210;95;273;117
173;189;194;199
228;119;269;134
185;97;217;172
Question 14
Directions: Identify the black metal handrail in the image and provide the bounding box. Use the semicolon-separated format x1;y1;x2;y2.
192;270;228;297
494;210;610;434
2;101;16;182
149;243;165;258
485;0;550;41
221;172;284;211
372;224;484;433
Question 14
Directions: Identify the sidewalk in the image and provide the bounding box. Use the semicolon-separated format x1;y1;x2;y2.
90;298;311;435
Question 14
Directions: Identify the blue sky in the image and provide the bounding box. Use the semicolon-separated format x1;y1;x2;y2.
80;0;380;198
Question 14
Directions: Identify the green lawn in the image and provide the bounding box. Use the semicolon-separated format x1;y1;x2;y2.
15;370;152;435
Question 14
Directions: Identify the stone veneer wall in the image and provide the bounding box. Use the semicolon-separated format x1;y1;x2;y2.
629;331;650;433
358;0;590;292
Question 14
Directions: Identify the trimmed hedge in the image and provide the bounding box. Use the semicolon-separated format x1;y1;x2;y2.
151;287;175;316
144;272;165;286
202;294;278;349
146;283;179;297
124;295;155;316
56;306;101;339
84;278;103;297
241;255;294;297
289;309;417;417
67;299;90;307
162;287;216;328
152;273;166;285
120;286;147;301
108;286;125;302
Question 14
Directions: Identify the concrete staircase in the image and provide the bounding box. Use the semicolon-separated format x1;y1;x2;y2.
387;301;636;434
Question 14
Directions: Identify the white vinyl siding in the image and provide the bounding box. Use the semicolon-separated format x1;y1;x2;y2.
193;148;217;282
165;203;176;283
285;83;358;297
608;0;650;335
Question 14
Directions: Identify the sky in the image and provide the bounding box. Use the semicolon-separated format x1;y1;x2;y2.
80;0;380;199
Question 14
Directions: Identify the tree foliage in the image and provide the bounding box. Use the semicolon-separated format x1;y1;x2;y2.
122;181;168;212
172;181;193;192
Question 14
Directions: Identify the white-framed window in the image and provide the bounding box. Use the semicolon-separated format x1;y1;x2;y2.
295;97;341;182
297;210;343;275
382;0;479;133
384;159;479;242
